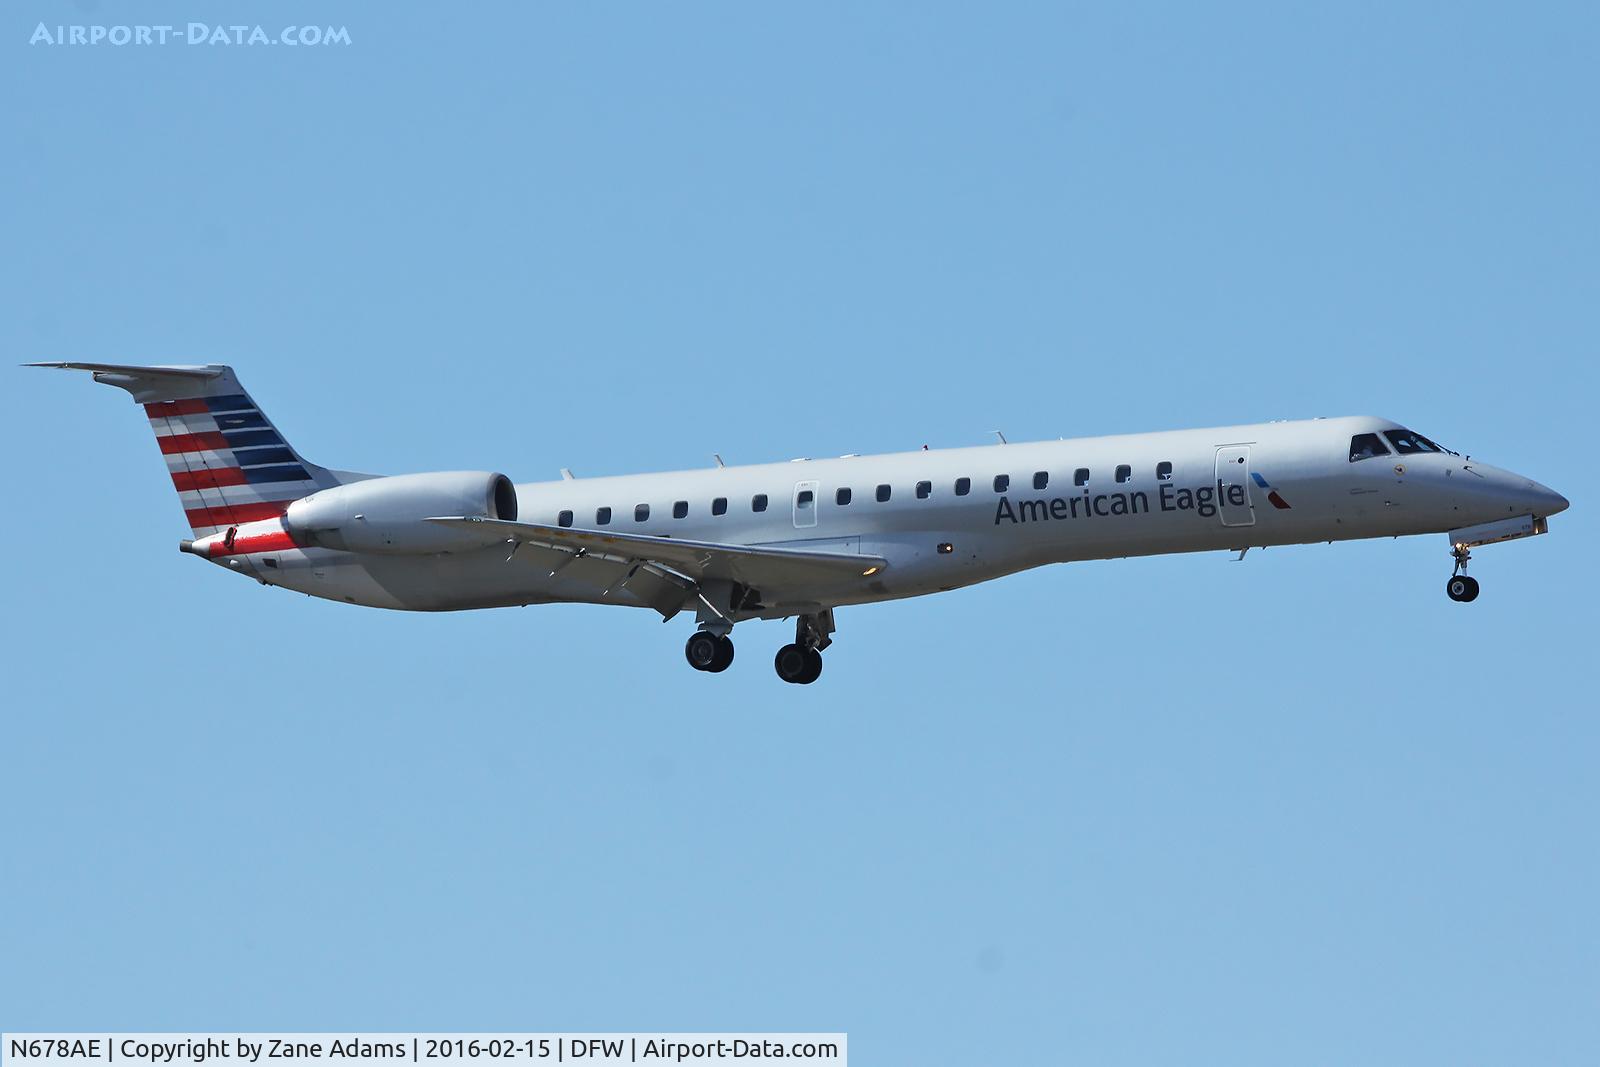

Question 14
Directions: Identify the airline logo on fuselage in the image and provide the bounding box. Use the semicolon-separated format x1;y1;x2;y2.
1250;472;1294;510
993;477;1289;526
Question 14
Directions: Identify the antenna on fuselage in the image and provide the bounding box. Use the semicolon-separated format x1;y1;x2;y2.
713;454;726;468
991;430;1008;444
560;468;575;480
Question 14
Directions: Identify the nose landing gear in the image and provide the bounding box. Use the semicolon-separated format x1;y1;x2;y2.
1446;543;1480;602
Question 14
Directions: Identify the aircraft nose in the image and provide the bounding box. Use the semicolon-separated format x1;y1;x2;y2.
1469;464;1569;518
1531;481;1570;516
1504;470;1568;516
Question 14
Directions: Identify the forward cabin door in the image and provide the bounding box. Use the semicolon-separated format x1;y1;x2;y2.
1215;445;1256;527
792;480;819;529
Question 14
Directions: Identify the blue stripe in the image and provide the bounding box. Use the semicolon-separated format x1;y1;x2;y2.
232;446;297;467
1250;472;1270;488
213;411;268;430
221;428;282;449
205;394;254;412
242;464;311;484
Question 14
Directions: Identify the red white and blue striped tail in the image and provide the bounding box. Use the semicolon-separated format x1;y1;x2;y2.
27;362;345;538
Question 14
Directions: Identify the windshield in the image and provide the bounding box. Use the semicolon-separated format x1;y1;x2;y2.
1384;428;1454;455
1349;433;1391;462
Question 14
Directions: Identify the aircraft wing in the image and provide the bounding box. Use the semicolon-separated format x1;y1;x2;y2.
424;516;887;616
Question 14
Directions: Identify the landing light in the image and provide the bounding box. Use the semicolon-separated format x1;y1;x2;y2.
862;566;880;577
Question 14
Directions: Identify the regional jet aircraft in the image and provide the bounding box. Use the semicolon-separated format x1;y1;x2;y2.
33;363;1569;683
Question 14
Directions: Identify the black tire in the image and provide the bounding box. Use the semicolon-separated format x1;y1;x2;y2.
707;636;735;673
1447;575;1479;603
1460;575;1480;602
685;631;721;671
797;648;823;685
774;643;809;683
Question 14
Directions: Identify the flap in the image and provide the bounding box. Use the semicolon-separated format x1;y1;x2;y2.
425;516;888;598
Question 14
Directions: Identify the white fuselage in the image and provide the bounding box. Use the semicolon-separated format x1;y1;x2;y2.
226;415;1566;616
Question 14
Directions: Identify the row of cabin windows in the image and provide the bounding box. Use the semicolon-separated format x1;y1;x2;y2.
950;461;1173;495
551;462;1179;528
558;495;767;527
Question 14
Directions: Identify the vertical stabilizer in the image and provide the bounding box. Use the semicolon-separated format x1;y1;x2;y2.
28;362;341;537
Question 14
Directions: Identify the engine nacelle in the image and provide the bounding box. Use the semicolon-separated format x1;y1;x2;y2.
285;471;517;554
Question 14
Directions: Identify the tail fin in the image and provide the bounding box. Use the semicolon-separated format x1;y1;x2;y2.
29;362;343;537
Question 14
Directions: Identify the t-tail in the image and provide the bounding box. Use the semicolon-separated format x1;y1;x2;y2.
26;362;348;543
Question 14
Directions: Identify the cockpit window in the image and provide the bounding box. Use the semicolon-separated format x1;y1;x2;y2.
1349;433;1391;462
1384;428;1447;455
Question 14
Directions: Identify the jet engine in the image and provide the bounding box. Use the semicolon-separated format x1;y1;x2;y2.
285;471;517;554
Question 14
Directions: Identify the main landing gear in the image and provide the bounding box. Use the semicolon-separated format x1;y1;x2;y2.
774;643;823;685
685;610;835;683
684;629;734;673
1446;543;1480;603
774;610;833;685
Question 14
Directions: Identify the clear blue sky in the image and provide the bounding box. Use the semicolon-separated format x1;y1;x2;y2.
4;2;1596;1062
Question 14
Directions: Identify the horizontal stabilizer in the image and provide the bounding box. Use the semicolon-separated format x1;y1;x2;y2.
25;361;227;403
26;361;222;376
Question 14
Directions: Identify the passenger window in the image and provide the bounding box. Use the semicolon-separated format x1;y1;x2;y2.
1156;461;1173;480
1115;464;1131;484
836;487;852;506
916;480;932;499
557;510;574;528
993;474;1010;493
797;489;814;506
1033;471;1048;490
955;477;971;496
1349;433;1391;462
1384;429;1445;455
876;484;891;502
673;500;688;519
712;497;727;516
596;506;612;526
1074;468;1089;487
752;494;768;512
634;504;650;522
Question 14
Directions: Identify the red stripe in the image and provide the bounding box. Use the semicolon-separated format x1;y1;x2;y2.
172;467;247;491
208;529;299;558
185;500;291;528
159;431;230;454
145;398;210;418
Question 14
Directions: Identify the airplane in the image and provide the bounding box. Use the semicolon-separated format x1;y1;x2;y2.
31;362;1569;684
